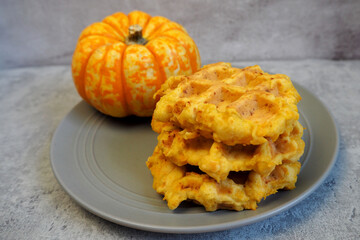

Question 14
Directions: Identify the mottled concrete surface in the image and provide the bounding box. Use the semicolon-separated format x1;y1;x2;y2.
0;60;359;239
1;0;360;69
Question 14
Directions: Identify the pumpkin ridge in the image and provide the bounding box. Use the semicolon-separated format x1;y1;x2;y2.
83;45;109;112
128;10;151;29
78;35;119;44
99;43;128;117
80;33;120;42
97;45;113;114
142;16;170;39
99;22;127;41
161;25;187;34
154;33;193;71
78;22;122;41
140;15;152;35
146;37;178;78
143;18;169;39
147;25;185;41
102;44;122;114
144;44;167;92
152;36;191;75
119;45;131;115
102;13;129;41
73;37;117;103
158;30;200;73
111;43;128;117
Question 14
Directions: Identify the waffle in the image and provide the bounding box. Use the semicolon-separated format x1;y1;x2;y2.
153;62;301;145
156;121;305;182
147;63;304;211
146;146;301;211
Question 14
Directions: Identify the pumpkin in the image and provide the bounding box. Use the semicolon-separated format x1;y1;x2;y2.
72;10;201;117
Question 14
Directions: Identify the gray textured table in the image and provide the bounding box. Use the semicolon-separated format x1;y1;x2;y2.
1;60;359;239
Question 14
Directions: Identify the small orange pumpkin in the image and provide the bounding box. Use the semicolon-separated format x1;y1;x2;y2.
72;10;201;117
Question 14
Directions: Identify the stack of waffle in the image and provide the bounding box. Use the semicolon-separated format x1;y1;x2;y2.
146;63;305;211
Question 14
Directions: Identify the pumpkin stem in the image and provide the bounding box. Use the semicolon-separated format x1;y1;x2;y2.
126;24;148;45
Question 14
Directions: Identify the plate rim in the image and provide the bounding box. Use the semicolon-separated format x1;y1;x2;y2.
50;81;339;234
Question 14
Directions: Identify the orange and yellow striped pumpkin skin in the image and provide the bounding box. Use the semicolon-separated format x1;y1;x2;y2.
72;11;201;117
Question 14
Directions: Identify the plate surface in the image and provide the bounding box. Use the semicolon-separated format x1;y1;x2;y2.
51;82;339;233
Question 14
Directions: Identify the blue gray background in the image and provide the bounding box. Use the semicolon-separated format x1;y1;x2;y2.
1;0;360;69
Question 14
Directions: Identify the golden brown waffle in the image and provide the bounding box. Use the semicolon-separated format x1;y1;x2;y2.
147;63;304;211
156;121;305;182
146;146;301;211
153;62;301;145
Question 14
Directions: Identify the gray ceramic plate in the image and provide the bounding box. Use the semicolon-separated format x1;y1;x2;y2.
51;82;339;233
